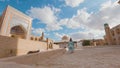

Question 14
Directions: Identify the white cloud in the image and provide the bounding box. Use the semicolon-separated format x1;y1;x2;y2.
65;0;84;7
46;23;62;31
100;0;119;10
59;8;90;29
100;0;112;10
27;6;62;31
28;6;56;24
54;32;69;40
88;0;120;30
32;28;45;36
28;0;120;41
54;33;63;39
61;0;120;40
76;8;90;23
70;29;105;41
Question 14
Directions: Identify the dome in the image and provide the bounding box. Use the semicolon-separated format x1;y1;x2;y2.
62;35;69;41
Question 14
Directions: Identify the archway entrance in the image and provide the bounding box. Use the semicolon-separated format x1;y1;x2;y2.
10;25;26;39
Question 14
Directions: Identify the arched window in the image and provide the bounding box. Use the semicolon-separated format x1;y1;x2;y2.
111;30;115;36
116;28;120;34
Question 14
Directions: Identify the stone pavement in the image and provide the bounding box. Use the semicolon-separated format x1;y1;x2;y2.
1;45;120;68
34;45;120;68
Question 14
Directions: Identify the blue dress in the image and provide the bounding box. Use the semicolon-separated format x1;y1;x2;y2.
68;41;74;52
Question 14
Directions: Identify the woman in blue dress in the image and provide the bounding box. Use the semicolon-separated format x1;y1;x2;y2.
68;38;74;53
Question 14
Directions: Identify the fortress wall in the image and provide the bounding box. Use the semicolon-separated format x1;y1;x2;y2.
0;35;60;58
0;35;18;58
17;39;47;55
52;44;60;49
0;49;66;65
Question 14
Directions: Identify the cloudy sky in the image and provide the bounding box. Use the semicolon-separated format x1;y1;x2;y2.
0;0;119;41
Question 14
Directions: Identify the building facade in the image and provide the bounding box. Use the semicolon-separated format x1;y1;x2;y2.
104;23;120;45
0;5;32;39
0;5;59;58
81;39;105;46
90;39;105;46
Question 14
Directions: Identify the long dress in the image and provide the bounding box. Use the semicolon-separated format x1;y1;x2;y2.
68;41;74;53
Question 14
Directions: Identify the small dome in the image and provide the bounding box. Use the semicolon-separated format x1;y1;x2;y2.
62;35;69;41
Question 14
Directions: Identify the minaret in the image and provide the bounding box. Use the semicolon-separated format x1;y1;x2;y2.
41;32;44;40
104;23;113;45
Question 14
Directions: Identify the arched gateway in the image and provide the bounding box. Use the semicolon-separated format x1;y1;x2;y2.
10;25;26;39
0;5;32;39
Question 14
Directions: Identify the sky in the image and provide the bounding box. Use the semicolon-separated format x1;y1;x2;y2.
0;0;119;41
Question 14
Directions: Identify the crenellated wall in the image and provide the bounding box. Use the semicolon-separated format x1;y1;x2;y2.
0;35;59;58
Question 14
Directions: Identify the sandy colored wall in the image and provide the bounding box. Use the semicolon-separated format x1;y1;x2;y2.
17;39;47;55
0;35;18;58
0;35;60;58
0;49;66;65
52;44;60;49
46;38;60;49
17;38;60;55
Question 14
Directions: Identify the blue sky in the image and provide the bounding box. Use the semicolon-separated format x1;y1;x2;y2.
0;0;119;41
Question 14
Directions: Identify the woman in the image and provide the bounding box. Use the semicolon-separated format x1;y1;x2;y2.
68;38;74;53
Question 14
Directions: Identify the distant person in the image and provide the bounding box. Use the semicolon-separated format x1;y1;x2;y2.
68;38;74;53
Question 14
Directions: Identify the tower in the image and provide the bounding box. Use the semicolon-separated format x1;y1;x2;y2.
104;23;113;45
41;32;44;40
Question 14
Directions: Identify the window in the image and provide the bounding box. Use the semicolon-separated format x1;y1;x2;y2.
116;28;120;35
111;30;115;36
119;37;120;41
114;38;116;41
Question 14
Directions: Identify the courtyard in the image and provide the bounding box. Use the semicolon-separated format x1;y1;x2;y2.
1;45;120;68
34;45;120;68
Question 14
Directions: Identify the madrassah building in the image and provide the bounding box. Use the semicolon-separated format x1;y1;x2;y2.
104;23;120;45
0;5;59;58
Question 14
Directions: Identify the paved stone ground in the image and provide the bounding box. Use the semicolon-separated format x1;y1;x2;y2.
1;45;120;68
34;45;120;68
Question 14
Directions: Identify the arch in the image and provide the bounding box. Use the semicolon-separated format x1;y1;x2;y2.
10;25;26;39
31;37;34;40
35;37;37;41
49;42;53;49
39;38;41;41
